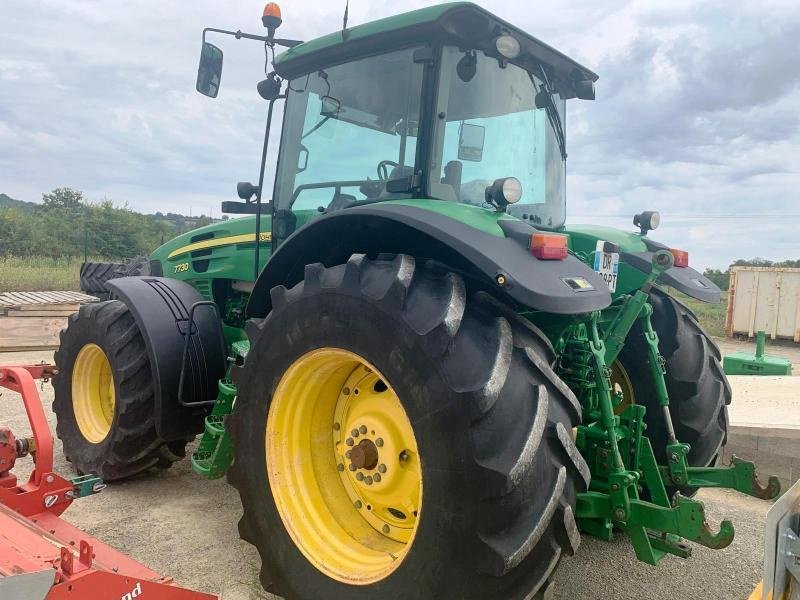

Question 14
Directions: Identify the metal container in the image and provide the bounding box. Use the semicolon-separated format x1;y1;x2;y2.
726;267;800;342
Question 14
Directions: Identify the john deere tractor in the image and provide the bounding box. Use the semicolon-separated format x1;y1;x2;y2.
53;3;780;598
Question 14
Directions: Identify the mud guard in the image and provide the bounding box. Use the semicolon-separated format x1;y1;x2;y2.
105;277;225;441
247;204;612;318
623;251;721;303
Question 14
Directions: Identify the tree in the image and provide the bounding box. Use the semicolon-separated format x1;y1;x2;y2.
42;188;84;211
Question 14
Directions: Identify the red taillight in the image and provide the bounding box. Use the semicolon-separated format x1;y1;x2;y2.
670;248;689;268
531;233;568;260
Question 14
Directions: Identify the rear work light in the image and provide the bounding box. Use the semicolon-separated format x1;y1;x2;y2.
531;233;568;260
670;248;689;268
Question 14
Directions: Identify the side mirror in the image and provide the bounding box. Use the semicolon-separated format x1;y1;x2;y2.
237;181;260;200
197;42;224;98
458;123;485;162
574;79;595;100
320;95;341;117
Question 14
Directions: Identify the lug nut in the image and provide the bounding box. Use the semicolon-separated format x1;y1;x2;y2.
337;463;344;472
346;438;354;447
351;429;359;438
359;425;367;434
378;464;387;474
333;422;340;431
375;438;384;447
345;450;352;459
399;451;410;462
349;464;357;472
356;472;364;481
343;387;350;395
382;525;390;534
374;473;382;482
354;500;362;509
365;476;373;485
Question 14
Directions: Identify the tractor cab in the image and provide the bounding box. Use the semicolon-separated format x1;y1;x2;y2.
198;2;597;244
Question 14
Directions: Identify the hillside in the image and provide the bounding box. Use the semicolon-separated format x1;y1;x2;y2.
0;193;37;211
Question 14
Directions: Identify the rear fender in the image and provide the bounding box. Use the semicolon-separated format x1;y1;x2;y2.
624;251;721;303
105;277;226;441
247;204;612;318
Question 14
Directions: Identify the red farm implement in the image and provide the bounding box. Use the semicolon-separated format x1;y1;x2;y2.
0;364;217;600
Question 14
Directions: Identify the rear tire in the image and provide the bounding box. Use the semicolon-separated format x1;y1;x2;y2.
79;262;123;296
53;300;187;480
617;288;730;479
113;255;150;278
229;254;588;599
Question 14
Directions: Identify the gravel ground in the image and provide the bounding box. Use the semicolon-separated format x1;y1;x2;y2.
0;348;782;599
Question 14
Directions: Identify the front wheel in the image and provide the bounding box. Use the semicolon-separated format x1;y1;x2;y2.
229;254;588;599
53;300;187;479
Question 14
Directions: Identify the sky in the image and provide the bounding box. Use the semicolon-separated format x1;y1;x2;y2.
1;0;798;269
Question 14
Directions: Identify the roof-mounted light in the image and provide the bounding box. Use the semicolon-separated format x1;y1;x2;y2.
495;35;521;59
262;3;283;37
633;211;660;235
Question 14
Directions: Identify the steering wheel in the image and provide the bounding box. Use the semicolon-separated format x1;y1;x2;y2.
377;160;400;181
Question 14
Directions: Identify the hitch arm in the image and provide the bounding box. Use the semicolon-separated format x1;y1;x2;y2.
661;455;781;500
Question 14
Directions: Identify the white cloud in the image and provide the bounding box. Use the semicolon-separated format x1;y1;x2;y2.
0;0;797;269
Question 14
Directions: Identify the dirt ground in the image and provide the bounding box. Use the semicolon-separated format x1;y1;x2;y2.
1;339;795;599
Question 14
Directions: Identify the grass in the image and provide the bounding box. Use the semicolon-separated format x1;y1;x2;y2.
0;255;111;293
668;288;728;338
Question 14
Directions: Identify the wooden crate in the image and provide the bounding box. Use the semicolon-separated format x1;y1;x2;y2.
0;291;98;351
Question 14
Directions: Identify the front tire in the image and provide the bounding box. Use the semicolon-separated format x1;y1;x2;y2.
229;254;588;599
53;300;187;480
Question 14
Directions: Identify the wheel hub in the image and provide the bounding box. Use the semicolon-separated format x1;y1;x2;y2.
71;343;115;444
266;348;422;585
333;363;421;544
349;439;379;470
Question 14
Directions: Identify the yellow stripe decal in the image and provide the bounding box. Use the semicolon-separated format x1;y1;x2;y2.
167;232;271;259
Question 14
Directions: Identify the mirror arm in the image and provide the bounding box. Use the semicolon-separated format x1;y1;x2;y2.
203;27;303;49
253;93;287;280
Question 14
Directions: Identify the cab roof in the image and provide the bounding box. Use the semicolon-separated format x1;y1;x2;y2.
274;2;598;91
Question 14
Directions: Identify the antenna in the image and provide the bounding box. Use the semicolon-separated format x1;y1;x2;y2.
342;0;349;35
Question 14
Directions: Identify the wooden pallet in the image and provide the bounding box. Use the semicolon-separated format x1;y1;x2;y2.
0;291;97;351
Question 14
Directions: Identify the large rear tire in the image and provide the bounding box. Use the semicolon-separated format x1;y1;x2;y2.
229;254;588;600
53;300;187;480
617;288;730;474
79;262;124;299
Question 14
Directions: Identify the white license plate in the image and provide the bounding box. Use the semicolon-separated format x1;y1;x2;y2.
594;241;619;292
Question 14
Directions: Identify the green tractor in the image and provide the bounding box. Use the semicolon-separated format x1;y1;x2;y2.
53;3;780;598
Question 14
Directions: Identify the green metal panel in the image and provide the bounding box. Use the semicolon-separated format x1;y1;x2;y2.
275;3;466;66
563;224;651;297
149;215;272;286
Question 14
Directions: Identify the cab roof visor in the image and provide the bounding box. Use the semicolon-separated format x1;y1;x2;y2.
273;3;598;88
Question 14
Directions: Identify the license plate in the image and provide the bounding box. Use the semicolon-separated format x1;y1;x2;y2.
593;241;619;292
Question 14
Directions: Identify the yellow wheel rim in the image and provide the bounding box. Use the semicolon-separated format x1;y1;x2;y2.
610;360;635;415
72;343;116;443
266;348;422;585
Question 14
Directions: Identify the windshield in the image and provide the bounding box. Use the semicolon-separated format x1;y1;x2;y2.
273;47;424;216
431;46;567;228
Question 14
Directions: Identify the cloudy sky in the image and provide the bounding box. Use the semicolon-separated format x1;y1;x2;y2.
1;0;798;269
